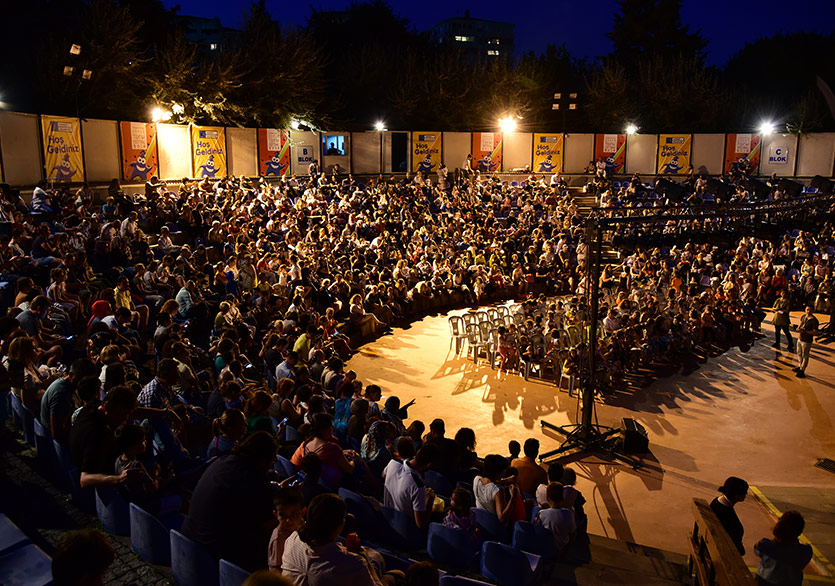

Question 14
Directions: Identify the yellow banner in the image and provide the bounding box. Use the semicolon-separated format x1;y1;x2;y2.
533;133;564;174
41;115;84;182
657;134;691;175
191;125;227;178
412;132;442;174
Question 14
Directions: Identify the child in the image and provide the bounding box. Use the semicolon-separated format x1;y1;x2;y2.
534;482;576;552
507;440;521;464
207;409;247;458
114;424;158;508
268;487;306;571
443;488;478;549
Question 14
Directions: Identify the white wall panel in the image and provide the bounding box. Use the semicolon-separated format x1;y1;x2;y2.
226;127;258;177
352;132;382;174
691;133;725;175
565;133;594;173
81;119;120;183
157;123;191;180
796;133;835;177
443;133;471;172
0;112;42;186
626;134;658;175
289;130;319;176
760;133;798;177
503;132;532;171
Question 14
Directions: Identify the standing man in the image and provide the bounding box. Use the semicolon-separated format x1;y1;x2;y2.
772;290;794;351
795;306;819;378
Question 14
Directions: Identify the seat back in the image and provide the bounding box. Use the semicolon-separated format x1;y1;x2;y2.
170;530;219;586
465;324;480;345
380;505;425;551
448;315;464;336
427;522;477;569
0;513;31;556
462;313;477;328
472;507;509;543
338;488;385;541
219;559;251;586
486;308;499;321
130;503;173;566
512;521;557;559
497;306;510;317
283;425;300;442
424;470;455;498
11;395;34;446
277;455;298;478
95;486;131;536
480;540;541;586
0;543;53;586
32;418;56;472
567;325;582;347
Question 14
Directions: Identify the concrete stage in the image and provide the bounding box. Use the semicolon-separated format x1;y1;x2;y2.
347;305;835;574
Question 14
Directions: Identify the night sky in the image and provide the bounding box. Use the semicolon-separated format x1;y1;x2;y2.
162;0;835;66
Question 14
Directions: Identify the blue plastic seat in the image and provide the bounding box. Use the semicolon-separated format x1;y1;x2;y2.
277;455;298;478
472;507;509;543
33;418;55;473
0;514;30;556
512;521;557;559
380;505;426;551
68;466;95;513
130;503;175;566
529;506;541;523
338;488;386;541
440;576;492;586
0;543;53;586
95;486;131;536
10;395;34;446
426;522;478;569
51;439;72;493
424;470;455;498
284;425;300;442
219;559;251;586
170;530;219;586
480;540;542;586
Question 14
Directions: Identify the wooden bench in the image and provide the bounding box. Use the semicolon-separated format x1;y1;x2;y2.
689;498;756;586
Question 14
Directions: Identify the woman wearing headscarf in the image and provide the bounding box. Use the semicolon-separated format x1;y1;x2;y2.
381;396;412;436
360;421;396;479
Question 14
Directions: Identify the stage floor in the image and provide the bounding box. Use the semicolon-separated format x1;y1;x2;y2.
347;305;835;571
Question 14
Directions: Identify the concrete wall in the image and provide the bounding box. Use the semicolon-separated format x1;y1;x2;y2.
626;134;658;175
691;133;725;175
443;132;470;171
157;123;191;180
0;112;42;186
352;132;382;174
796;133;835;177
503;132;532;171
81;118;120;183
760;133;798;177
289;130;319;176
565;133;594;173
226;127;258;177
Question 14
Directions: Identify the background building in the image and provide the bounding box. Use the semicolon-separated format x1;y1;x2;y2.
430;10;515;63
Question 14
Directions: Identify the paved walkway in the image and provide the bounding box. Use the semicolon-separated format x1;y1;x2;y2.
0;437;170;586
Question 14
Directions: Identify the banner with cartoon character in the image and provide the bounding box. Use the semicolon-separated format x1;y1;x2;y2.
471;132;502;173
595;134;626;175
120;122;158;182
258;128;291;176
41;115;85;182
191;125;227;179
724;133;761;175
532;133;564;174
657;134;691;175
411;132;442;174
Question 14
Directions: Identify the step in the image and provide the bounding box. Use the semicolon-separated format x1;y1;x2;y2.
589;533;689;567
581;534;690;583
548;559;689;586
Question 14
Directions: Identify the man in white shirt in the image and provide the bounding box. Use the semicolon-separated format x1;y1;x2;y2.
383;444;439;529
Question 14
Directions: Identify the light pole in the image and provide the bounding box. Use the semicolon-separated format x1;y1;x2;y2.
375;121;386;176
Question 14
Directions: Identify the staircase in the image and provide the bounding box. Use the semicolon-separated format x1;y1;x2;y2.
545;533;692;585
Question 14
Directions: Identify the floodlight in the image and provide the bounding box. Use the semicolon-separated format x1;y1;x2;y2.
625;124;638;135
498;116;517;133
151;107;163;122
375;121;385;131
760;122;775;135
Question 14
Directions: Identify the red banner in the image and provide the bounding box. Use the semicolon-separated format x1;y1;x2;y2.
724;134;761;175
594;134;626;175
258;128;291;177
120;122;158;182
471;132;502;173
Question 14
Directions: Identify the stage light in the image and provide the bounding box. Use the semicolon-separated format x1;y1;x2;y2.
760;121;775;135
375;121;386;131
498;116;516;133
625;124;638;135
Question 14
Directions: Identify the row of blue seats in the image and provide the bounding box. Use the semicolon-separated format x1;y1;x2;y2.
0;513;53;586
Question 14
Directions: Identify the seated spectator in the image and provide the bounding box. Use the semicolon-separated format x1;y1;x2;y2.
246;390;275;436
473;454;517;525
207;408;247;458
40;358;97;443
361;420;397;479
383;443;440;530
754;510;813;586
291;412;358;488
442;487;478;549
52;529;115;586
511;438;548;496
534;482;576;552
183;431;278;571
113;423;159;508
268;487;307;572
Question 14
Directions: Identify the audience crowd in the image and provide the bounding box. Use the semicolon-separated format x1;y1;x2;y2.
0;163;829;581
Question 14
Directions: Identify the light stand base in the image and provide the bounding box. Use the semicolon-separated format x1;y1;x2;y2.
539;420;643;469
